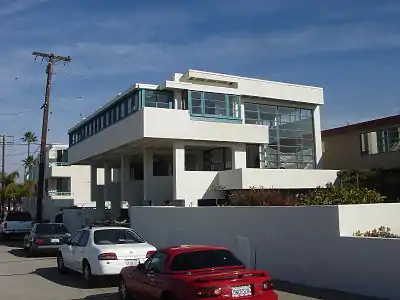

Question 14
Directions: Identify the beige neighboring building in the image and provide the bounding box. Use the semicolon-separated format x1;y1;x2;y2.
322;114;400;170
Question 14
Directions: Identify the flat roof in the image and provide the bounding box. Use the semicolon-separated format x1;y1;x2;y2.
322;114;400;136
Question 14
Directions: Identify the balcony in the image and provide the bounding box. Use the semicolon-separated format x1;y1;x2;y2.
46;162;72;178
47;190;73;199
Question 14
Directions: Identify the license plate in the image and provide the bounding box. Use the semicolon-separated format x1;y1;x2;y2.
232;285;252;297
51;239;59;243
125;259;138;266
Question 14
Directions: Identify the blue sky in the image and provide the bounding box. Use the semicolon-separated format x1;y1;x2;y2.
1;0;399;173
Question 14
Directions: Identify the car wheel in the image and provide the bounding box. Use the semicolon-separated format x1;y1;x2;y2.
82;261;93;284
119;279;131;300
28;243;36;257
57;253;67;274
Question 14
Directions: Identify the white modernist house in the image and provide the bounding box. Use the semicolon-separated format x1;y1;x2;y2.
67;69;338;218
26;144;105;220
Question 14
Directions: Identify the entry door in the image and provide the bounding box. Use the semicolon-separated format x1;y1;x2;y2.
73;230;90;272
63;230;83;270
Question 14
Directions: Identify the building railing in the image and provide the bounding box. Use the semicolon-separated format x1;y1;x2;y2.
53;162;70;166
48;191;72;196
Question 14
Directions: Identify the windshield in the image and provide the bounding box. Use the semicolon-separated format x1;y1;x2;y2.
6;212;32;221
170;249;244;272
36;223;69;235
93;229;145;245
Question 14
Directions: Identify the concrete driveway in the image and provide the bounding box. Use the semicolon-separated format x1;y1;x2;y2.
0;240;381;300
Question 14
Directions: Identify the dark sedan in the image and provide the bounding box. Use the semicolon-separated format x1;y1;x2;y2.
23;223;71;256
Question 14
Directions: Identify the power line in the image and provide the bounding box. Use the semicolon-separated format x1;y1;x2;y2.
32;51;71;222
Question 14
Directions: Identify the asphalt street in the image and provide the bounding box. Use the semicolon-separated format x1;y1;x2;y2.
0;239;379;300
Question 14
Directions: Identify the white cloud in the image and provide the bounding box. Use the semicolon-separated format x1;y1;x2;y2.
0;0;48;18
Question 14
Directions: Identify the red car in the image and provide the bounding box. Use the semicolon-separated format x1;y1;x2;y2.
119;244;278;300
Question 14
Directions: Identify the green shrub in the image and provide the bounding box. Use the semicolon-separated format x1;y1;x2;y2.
229;186;298;206
354;226;399;238
297;184;385;206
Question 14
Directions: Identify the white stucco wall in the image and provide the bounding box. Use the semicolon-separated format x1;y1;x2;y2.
218;169;339;189
130;204;400;300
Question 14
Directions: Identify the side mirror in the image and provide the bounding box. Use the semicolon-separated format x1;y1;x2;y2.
137;263;145;271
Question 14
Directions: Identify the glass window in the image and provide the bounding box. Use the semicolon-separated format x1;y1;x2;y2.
244;102;315;169
36;223;69;234
202;147;232;171
170;250;244;272
361;126;400;155
93;229;145;245
153;154;172;176
190;91;202;114
120;101;126;118
115;105;120;121
70;231;83;246
204;92;226;116
144;90;170;108
127;96;132;114
146;251;168;273
78;230;90;247
133;91;139;110
246;144;260;168
5;211;32;221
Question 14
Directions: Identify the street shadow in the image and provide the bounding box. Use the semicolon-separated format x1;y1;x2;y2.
273;280;388;300
34;267;118;289
71;293;118;300
0;238;24;248
8;248;56;258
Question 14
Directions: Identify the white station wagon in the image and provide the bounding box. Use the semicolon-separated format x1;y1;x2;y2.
56;226;156;282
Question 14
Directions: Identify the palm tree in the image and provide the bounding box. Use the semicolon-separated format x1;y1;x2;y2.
22;155;36;178
0;171;20;211
21;131;38;178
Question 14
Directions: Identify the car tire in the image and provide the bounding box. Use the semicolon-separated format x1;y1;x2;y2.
82;260;94;285
28;243;36;257
162;292;177;300
119;279;132;300
57;253;67;274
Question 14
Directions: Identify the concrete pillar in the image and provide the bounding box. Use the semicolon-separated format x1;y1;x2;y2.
92;165;104;218
121;155;131;207
143;150;153;205
173;142;186;205
232;144;247;169
313;106;323;168
103;161;111;219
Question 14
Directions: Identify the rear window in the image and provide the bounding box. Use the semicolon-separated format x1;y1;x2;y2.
36;224;69;234
170;250;244;272
6;212;32;222
93;229;145;245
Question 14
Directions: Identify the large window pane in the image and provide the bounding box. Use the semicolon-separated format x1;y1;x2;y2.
244;101;315;169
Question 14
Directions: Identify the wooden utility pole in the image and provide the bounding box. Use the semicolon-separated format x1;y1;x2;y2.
32;52;71;222
1;135;14;214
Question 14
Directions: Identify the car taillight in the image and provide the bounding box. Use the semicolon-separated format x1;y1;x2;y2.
196;287;222;298
262;280;273;291
98;252;118;260
146;250;155;258
34;238;44;245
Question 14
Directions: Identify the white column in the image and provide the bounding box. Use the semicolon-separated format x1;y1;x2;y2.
173;142;185;205
121;155;131;207
143;150;153;205
232;143;247;169
103;161;111;219
313;106;323;168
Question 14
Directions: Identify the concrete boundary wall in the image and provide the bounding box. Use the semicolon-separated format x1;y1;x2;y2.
130;204;400;299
